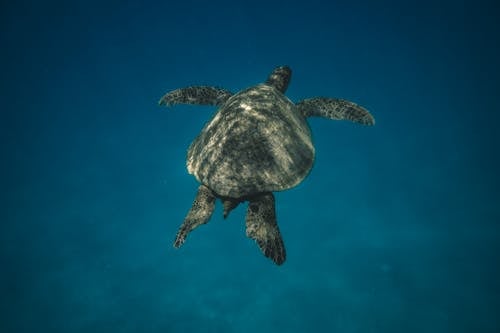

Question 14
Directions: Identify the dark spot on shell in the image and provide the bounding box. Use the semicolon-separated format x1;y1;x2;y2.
250;204;259;213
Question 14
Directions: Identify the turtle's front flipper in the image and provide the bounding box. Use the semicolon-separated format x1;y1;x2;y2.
245;193;286;265
174;185;216;248
297;98;375;125
159;86;233;107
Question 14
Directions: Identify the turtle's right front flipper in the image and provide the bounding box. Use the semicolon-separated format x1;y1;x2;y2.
297;97;375;125
174;185;216;248
245;193;286;265
159;86;233;107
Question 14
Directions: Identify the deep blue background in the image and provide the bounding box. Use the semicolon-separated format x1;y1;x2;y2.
2;0;499;332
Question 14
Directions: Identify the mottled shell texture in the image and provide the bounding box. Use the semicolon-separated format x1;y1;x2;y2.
187;84;314;198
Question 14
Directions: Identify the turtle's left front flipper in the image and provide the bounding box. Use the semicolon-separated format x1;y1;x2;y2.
159;86;233;107
245;193;286;265
297;98;375;125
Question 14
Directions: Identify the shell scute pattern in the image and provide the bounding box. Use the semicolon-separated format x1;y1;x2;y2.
187;84;314;198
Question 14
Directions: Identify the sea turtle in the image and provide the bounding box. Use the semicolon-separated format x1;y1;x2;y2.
159;65;374;265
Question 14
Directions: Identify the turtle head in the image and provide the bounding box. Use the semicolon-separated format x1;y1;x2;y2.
265;65;291;93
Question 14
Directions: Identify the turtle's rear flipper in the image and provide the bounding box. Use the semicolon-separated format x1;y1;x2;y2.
174;185;216;248
245;193;286;265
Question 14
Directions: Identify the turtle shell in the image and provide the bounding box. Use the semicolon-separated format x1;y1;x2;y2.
187;84;315;198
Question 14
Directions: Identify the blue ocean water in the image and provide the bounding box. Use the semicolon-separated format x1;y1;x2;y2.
2;0;499;332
